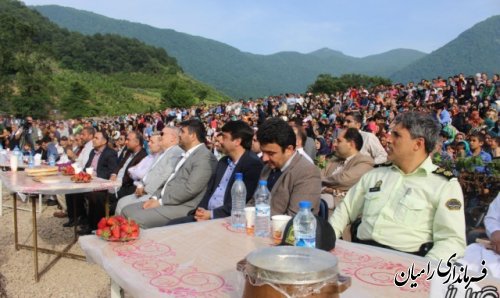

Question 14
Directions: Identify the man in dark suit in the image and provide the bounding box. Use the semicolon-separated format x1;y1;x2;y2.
78;131;118;234
115;133;127;164
168;121;263;224
110;131;147;200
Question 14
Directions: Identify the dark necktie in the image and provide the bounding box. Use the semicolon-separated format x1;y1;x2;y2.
267;168;282;191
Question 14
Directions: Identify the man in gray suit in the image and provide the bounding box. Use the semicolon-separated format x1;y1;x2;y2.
115;127;183;214
122;119;217;228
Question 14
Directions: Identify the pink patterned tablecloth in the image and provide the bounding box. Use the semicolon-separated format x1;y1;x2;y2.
0;171;121;195
78;219;500;298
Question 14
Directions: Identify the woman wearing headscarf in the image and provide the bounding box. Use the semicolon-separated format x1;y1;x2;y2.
315;136;331;156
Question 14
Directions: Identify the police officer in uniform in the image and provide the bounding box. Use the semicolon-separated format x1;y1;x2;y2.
329;111;466;260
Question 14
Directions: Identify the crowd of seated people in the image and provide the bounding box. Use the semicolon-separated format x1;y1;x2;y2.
2;71;498;263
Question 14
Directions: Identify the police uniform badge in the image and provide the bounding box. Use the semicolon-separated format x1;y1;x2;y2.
369;180;383;192
432;167;455;180
445;199;462;211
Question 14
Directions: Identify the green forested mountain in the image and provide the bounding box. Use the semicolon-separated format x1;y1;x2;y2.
0;0;227;118
390;15;500;83
33;5;427;98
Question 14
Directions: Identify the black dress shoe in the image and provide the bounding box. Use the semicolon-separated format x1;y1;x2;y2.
77;217;88;227
77;227;93;236
63;220;76;227
46;200;58;206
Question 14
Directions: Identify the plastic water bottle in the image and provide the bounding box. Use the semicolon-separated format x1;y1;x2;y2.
293;201;317;248
231;172;246;231
13;146;22;163
48;154;56;166
28;152;34;168
254;180;271;238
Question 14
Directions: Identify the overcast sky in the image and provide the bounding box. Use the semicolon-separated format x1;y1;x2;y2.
23;0;500;57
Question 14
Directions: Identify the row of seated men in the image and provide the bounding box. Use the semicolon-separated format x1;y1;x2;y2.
64;113;467;262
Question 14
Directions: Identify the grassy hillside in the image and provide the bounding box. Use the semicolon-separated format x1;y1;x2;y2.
0;0;228;118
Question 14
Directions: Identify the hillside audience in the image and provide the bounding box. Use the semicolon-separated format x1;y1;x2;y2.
6;71;499;260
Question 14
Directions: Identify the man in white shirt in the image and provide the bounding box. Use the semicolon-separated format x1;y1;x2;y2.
63;127;95;227
68;127;95;169
127;135;162;182
344;112;387;165
459;193;500;279
485;193;500;254
292;125;314;164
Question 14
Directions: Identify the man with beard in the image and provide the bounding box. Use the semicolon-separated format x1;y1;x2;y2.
251;118;321;216
168;120;263;224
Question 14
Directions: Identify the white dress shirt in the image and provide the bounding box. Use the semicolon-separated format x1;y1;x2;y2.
485;192;500;238
75;141;93;169
359;130;387;165
297;147;314;164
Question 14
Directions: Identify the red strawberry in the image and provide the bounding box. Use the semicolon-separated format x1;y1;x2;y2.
97;218;107;230
130;231;139;239
107;217;118;227
111;225;120;239
120;231;128;239
114;215;125;222
130;223;139;232
120;224;132;234
96;229;103;237
109;236;119;241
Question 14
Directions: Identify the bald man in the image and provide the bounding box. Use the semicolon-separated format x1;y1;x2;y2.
115;127;183;214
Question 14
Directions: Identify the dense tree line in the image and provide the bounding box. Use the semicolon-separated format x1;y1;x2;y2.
308;74;392;95
0;0;226;118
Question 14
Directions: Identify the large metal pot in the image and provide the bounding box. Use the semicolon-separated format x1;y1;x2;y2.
240;246;351;298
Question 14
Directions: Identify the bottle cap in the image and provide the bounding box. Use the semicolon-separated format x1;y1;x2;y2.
259;180;267;186
299;201;312;209
235;173;243;180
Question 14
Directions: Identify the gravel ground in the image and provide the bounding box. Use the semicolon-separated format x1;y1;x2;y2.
0;194;112;298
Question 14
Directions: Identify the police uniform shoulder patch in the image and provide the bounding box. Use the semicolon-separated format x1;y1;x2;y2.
374;162;392;168
445;199;462;211
432;167;456;180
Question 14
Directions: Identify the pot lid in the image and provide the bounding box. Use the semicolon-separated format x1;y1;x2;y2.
245;246;339;285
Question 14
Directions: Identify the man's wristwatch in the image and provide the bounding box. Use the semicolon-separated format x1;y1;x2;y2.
151;196;162;205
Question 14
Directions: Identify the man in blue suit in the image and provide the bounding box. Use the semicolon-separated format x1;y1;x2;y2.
168;120;263;224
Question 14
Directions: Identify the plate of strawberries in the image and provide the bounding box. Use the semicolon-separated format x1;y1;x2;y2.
61;165;75;176
71;172;92;183
96;215;140;241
